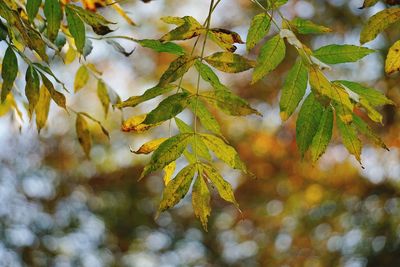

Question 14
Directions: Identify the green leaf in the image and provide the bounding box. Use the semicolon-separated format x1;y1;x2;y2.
337;80;394;107
115;85;175;108
44;0;62;41
65;5;86;54
195;60;224;90
76;113;92;158
201;163;239;209
25;65;40;117
204;52;255;73
26;0;41;22
136;39;185;55
1;46;18;102
353;115;388;150
208;28;244;52
313;44;375;64
288;18;332;35
360;8;400;44
97;79;110;117
385;40;400;74
201;90;261;116
188;98;222;136
74;65;90;93
140;133;192;179
192;174;211;231
361;0;379;8
158;163;197;212
310;106;333;163
40;73;66;109
143;92;191;125
252;34;286;83
158;55;196;87
336;112;362;164
200;134;247;172
296;93;324;157
266;0;288;9
279;59;308;121
67;4;113;35
35;84;51;133
160;16;205;42
246;13;271;51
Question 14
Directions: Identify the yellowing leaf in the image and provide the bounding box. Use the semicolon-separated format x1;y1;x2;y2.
252;34;286;83
279;59;308;121
189;98;222;136
97;79;110;117
67;4;114;35
310;106;333;163
160;16;205;42
158;163;197;212
313;44;375;64
204;52;255;73
360;8;400;44
361;0;379;8
121;114;160;132
192;174;211;231
74;65;90;93
76;113;92;158
296;93;324;157
158;55;196;87
288;18;332;35
385;40;400;74
163;161;176;185
35;85;51;133
116;85;175;109
40;73;67;109
201;163;239;209
246;13;271;51
200;134;247;173
25;65;40;117
208;28;244;52
353;115;388;150
140;133;192;179
132;138;168;155
337;113;362;164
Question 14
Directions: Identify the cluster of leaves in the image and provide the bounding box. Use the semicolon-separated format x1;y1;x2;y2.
0;0;397;229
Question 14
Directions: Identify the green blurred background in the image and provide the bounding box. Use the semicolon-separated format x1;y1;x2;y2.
0;0;400;266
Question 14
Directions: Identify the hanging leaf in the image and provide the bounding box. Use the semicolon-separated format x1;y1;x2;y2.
252;34;286;83
26;0;42;22
246;13;271;51
201;90;261;116
360;8;400;44
208;28;244;52
296;93;324;157
115;85;175;109
121;114;160;132
140;133;192;179
1;47;18;102
163;161;176;185
136;39;185;55
279;59;308;121
192;174;211;231
195;60;225;90
76;113;92;158
132;138;168;154
337;80;394;107
74;65;90;93
25;65;40;117
204;52;255;73
143;92;191;125
353;115;388;150
44;0;62;41
201;163;239;209
160;16;205;42
385;40;400;74
106;40;135;57
66;5;86;54
336;113;362;164
200;134;247;173
67;4;114;35
310;106;334;163
79;112;110;139
97;79;110;117
288;18;332;35
35;85;51;133
40;73;67;109
158;55;196;87
188;98;222;136
313;44;375;64
158;163;197;212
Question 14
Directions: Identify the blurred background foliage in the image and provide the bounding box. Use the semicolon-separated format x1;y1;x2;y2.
0;0;400;266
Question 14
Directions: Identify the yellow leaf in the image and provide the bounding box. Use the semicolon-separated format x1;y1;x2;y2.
360;8;400;44
192;174;211;231
76;113;92;158
385;40;400;74
35;85;51;133
132;138;168;155
163;161;176;185
121;114;160;132
74;65;90;93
